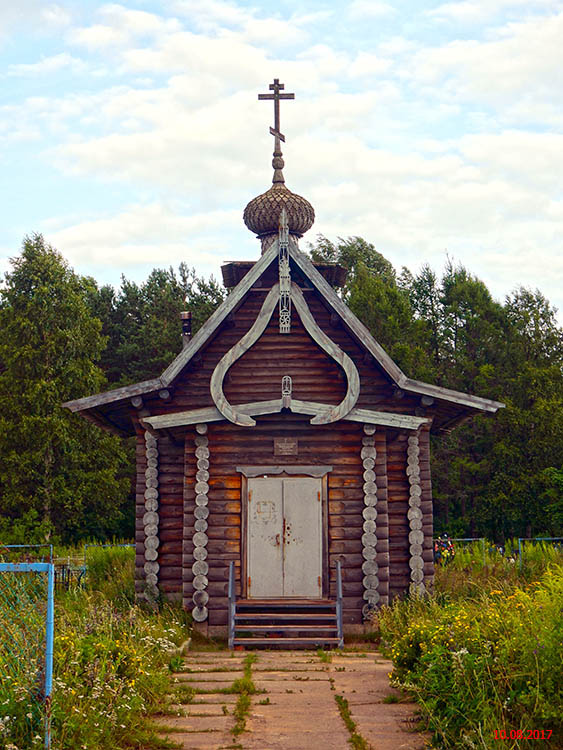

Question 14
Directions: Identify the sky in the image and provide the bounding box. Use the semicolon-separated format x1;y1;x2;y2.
1;0;562;318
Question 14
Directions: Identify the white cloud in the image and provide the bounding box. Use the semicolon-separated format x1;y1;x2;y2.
2;0;562;319
412;11;563;110
348;1;396;19
427;0;558;24
46;202;242;270
7;52;85;76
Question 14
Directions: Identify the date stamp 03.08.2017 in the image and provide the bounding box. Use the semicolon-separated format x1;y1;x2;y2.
494;730;553;741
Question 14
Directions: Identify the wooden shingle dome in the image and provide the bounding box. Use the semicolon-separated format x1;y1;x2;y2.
243;181;314;240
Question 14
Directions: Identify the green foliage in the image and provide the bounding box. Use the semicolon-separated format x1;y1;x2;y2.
334;694;370;749
88;263;225;386
0;547;191;750
0;235;129;544
308;234;396;296
84;544;136;603
379;552;563;749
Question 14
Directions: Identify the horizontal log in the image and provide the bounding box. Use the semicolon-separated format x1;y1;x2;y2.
330;515;363;528
207;527;240;540
329;553;365;567
328;501;364;514
329;540;362;554
329;527;361;541
328;567;361;582
159;566;182;580
158;541;182;555
158;581;182;594
327;489;364;500
159;528;182;542
208;478;241;489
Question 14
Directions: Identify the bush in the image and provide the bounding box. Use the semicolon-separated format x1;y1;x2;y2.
0;545;191;750
380;553;563;749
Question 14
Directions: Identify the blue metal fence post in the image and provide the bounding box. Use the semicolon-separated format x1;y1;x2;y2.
45;563;54;749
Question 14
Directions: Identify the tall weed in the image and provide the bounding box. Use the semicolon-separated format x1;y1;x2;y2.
379;557;563;749
0;545;191;750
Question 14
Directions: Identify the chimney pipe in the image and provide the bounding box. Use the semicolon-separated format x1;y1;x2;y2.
180;311;192;349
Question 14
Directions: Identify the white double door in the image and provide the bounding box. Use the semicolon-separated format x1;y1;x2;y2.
247;476;323;599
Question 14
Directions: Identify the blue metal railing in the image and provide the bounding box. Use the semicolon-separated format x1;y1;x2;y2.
0;543;54;562
228;561;236;650
518;537;563;570
0;561;54;749
336;560;343;648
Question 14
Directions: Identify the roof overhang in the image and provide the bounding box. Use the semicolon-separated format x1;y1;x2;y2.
63;237;503;433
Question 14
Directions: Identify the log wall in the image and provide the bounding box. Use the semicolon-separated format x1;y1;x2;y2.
131;269;436;621
387;435;411;600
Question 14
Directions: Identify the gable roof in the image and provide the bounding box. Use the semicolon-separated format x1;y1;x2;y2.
63;238;503;426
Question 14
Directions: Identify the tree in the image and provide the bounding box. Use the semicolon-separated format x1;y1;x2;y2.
0;235;129;543
89;264;226;386
308;234;396;299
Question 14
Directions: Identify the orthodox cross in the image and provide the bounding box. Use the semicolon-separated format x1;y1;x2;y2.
258;78;295;143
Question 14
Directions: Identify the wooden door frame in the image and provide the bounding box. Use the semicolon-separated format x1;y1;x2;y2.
237;465;332;600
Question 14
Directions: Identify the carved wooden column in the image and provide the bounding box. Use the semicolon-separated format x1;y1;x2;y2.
407;432;425;595
143;430;160;603
192;423;210;622
374;427;389;606
418;424;434;592
361;424;379;617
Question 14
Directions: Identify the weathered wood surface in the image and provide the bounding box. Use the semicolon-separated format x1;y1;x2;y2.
386;436;411;601
161;241;280;386
210;285;280;426
290;282;360;424
142;399;430;431
419;425;435;591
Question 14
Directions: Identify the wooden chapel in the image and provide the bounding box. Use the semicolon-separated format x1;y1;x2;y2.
65;80;502;644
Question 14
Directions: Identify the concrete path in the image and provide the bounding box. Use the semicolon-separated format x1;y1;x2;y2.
154;649;430;750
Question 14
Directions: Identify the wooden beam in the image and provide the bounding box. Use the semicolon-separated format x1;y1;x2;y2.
209;286;280;426
160;241;280;386
289;240;405;384
403;377;504;413
141;399;430;431
63;377;162;413
289;240;504;415
291;283;360;425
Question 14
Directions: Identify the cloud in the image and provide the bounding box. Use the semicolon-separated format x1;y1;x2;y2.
411;11;563;112
69;4;181;50
348;1;396;19
427;0;557;25
7;52;85;76
2;0;562;319
46;202;243;271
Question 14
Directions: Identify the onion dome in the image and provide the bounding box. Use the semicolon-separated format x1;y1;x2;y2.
244;141;314;252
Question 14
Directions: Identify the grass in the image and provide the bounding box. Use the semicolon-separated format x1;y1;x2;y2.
378;542;563;749
334;694;370;750
317;648;332;663
231;653;259;737
0;544;192;750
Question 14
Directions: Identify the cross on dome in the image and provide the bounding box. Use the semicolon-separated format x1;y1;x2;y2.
244;79;314;253
258;78;295;144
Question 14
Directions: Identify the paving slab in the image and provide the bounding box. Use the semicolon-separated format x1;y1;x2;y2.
152;648;431;750
190;694;239;705
153;715;230;733
329;653;431;750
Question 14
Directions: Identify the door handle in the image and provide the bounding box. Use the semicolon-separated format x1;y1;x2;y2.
275;533;280;546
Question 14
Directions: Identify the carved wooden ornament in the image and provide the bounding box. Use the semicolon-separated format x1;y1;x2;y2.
210;280;360;427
